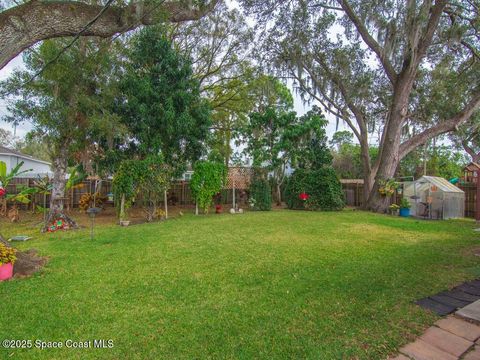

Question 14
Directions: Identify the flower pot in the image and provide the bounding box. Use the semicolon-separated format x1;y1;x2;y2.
0;262;13;281
399;208;410;217
119;220;130;226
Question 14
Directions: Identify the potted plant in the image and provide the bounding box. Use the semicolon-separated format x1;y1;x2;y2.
0;242;16;281
378;179;399;196
399;198;411;217
389;203;400;216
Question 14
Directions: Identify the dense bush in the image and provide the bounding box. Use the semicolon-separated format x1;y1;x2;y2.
190;160;227;214
284;167;344;211
249;177;272;211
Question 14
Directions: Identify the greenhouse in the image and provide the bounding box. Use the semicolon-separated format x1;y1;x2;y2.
402;176;465;220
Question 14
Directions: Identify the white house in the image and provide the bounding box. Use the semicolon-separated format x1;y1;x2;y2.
0;146;52;178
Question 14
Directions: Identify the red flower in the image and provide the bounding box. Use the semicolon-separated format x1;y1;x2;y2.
0;187;5;197
299;192;309;201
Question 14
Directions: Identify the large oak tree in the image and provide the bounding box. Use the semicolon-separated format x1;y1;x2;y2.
242;0;480;212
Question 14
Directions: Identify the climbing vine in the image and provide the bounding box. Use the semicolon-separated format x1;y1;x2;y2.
112;155;170;221
190;161;226;214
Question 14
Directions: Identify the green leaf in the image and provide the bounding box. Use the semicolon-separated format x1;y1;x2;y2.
0;161;6;178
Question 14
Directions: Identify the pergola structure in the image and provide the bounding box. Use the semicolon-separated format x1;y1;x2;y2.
464;162;480;222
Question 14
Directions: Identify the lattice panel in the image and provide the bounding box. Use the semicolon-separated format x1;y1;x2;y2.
225;167;253;189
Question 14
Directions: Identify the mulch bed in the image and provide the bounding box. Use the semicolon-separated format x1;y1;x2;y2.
416;279;480;316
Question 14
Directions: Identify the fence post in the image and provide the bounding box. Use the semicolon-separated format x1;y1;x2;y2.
164;190;168;219
476;173;480;223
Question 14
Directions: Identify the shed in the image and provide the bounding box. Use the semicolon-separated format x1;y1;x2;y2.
403;176;464;220
464;162;480;183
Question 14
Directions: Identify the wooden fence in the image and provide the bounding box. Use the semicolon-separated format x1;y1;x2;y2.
459;183;476;218
7;177;475;217
341;180;478;218
6;178;114;210
4;178;252;210
341;180;364;207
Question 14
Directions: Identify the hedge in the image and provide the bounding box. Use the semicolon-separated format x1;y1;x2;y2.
284;167;344;211
249;177;272;211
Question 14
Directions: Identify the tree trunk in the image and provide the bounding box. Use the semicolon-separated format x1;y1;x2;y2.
50;148;68;213
225;127;231;168
358;133;373;208
42;148;78;232
362;172;374;208
365;74;413;212
119;194;126;221
164;190;168;219
276;183;282;206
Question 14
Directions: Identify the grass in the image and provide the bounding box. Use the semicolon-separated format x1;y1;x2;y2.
1;210;479;359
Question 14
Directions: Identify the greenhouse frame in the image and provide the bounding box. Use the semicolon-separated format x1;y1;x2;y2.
402;176;465;220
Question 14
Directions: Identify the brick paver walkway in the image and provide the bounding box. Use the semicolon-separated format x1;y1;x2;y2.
389;307;480;360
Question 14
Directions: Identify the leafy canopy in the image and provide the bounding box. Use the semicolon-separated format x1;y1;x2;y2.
1;37;120;168
118;26;211;174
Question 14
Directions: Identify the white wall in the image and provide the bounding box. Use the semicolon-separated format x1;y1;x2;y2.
0;154;51;177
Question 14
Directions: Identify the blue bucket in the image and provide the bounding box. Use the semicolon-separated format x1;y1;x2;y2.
399;208;410;217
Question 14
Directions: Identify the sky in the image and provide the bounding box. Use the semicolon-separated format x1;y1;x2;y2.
0;55;30;138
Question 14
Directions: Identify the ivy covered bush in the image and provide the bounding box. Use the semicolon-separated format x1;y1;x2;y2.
190;160;227;214
112;155;170;221
249;176;272;211
284;168;344;211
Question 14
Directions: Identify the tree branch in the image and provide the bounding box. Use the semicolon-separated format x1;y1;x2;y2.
462;138;480;162
338;0;397;84
399;90;480;159
0;0;219;70
415;0;448;62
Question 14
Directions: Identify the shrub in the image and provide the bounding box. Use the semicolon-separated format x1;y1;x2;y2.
190;161;227;214
249;177;272;211
0;243;16;265
284;167;344;211
79;192;107;211
400;197;411;209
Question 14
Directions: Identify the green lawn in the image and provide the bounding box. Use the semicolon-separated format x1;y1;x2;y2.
1;210;479;359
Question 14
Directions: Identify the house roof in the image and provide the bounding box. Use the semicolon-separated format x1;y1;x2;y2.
464;162;480;172
0;145;51;166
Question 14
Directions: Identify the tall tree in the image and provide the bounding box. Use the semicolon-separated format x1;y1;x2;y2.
169;2;256;167
243;106;329;204
115;26;211;175
0;0;219;70
241;0;480;212
1;37;120;228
